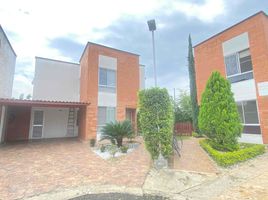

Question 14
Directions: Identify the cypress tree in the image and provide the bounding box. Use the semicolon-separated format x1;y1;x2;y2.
188;35;199;133
198;71;242;151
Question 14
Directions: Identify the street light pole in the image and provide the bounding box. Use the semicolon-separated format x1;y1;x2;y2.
151;30;157;87
147;19;157;87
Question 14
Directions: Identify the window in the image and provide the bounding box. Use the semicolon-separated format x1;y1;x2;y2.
224;49;253;78
236;100;260;134
99;68;116;88
239;49;253;73
97;107;116;126
237;100;259;125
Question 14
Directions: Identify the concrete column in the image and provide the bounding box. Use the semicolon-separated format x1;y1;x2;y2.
0;106;6;143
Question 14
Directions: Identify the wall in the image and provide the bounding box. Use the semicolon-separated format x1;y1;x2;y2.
194;12;268;143
6;106;31;142
0;26;16;98
33;57;80;101
79;43;140;140
29;107;78;139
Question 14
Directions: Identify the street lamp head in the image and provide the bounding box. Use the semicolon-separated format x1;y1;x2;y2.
147;19;156;31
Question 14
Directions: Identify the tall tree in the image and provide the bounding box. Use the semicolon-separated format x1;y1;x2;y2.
198;72;242;151
188;35;199;133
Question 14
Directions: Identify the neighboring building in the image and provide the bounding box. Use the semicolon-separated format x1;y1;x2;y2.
0;25;16;98
0;42;144;143
79;42;143;140
33;57;80;101
0;25;16;143
194;11;268;144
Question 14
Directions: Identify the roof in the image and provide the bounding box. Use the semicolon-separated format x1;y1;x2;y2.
35;56;80;65
0;25;17;56
194;11;268;48
79;42;140;62
0;98;89;108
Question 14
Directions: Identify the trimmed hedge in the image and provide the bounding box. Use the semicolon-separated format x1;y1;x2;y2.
200;139;265;167
138;88;174;159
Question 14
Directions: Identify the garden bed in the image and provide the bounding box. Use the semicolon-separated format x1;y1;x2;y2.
200;139;265;167
93;142;140;160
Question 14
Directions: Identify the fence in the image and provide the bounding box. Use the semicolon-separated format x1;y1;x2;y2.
174;122;193;136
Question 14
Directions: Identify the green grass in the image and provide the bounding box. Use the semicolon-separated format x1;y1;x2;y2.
200;139;265;167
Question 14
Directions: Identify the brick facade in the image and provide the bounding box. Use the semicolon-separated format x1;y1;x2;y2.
79;43;140;140
194;12;268;143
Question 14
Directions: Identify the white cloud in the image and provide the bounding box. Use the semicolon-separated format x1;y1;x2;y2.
0;0;226;98
172;0;226;23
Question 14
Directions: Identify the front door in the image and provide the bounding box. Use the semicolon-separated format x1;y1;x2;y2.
126;108;136;128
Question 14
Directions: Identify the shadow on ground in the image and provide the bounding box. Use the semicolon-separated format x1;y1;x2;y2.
70;193;169;200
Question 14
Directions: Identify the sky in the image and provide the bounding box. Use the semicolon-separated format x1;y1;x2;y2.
0;0;268;98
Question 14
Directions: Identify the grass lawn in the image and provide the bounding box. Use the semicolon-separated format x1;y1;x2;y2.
200;139;265;167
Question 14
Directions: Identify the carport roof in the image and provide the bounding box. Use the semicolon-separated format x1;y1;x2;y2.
0;98;90;108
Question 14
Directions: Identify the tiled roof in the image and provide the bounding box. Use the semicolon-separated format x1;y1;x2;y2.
0;98;89;107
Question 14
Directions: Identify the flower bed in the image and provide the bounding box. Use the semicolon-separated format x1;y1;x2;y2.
200;139;265;167
93;143;139;160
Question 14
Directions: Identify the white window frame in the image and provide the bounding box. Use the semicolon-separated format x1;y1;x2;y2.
225;49;253;78
30;109;45;139
237;100;260;126
98;67;116;88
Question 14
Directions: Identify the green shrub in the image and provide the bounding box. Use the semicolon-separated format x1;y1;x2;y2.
101;120;134;147
107;144;118;158
90;139;96;147
138;88;174;159
200;139;265;167
100;145;106;153
198;71;242;151
120;145;129;153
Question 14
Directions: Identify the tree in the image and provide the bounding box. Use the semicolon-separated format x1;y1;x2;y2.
19;93;24;100
101;120;134;147
26;94;32;100
138;88;174;159
174;90;192;122
188;35;199;133
198;71;242;151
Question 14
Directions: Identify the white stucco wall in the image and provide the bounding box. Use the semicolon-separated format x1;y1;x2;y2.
0;27;16;98
239;133;263;144
32;57;80;101
222;32;249;56
231;79;257;101
30;107;78;139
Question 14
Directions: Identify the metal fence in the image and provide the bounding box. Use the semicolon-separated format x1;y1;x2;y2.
174;122;193;136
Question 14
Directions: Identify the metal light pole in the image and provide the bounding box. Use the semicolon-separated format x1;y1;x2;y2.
147;19;157;87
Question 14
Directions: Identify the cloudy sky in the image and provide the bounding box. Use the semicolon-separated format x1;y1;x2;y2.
0;0;268;98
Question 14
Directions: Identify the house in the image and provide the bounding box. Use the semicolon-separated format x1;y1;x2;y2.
0;25;16;143
194;11;268;144
0;41;145;143
79;42;145;141
0;25;16;98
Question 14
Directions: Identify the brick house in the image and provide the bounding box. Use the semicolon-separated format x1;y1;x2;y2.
194;11;268;144
0;41;145;143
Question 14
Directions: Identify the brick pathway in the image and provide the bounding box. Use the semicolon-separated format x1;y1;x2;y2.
169;138;218;174
0;138;151;200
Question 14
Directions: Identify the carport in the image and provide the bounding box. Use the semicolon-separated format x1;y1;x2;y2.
0;98;89;143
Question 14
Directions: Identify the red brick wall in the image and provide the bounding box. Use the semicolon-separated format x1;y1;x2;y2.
6;106;31;142
79;43;140;140
194;12;268;143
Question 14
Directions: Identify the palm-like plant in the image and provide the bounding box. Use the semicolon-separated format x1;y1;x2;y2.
101;120;134;147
